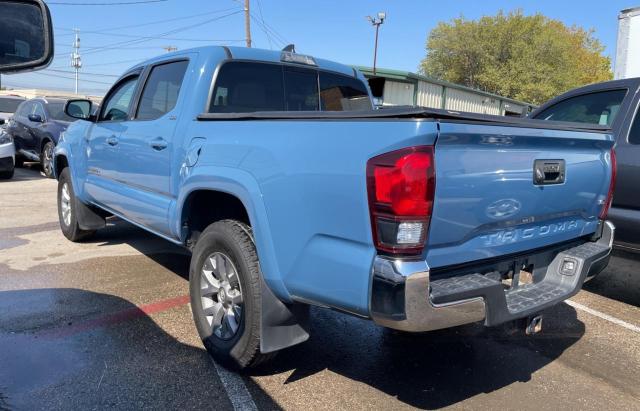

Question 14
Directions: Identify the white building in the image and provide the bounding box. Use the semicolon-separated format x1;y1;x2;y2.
357;67;533;116
615;7;640;79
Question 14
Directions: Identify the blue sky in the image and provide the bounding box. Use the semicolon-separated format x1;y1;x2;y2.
3;0;637;95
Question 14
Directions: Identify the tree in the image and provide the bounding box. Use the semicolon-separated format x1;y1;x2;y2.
419;10;613;105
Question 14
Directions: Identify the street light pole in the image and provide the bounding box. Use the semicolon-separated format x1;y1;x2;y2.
367;12;386;75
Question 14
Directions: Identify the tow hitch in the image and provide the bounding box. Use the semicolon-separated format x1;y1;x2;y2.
525;315;543;335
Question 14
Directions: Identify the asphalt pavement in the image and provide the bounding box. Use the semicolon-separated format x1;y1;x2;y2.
1;166;639;410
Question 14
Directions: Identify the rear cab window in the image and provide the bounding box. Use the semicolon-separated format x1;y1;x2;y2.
209;61;371;113
533;89;628;126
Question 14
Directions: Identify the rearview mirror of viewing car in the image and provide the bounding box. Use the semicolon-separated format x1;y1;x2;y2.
0;0;54;74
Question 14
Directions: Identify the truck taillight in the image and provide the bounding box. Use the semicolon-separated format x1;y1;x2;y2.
366;146;435;256
600;148;616;220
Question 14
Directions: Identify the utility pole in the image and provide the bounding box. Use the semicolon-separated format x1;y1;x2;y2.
70;29;82;95
366;12;386;75
244;0;252;48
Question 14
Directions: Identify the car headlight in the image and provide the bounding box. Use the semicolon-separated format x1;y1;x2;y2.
0;132;12;145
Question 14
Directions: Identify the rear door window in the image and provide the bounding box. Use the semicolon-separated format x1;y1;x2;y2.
533;89;628;126
136;60;189;121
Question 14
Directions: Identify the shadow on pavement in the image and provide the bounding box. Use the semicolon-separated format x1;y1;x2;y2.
0;288;280;410
583;249;640;307
33;221;587;410
248;304;584;409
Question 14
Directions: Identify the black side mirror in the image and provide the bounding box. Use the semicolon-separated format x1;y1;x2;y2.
0;0;54;74
64;99;94;121
28;113;42;122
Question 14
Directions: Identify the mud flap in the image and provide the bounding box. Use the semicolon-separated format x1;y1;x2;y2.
74;197;106;231
260;277;310;354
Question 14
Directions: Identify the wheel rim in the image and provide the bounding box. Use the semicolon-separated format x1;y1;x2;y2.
43;144;53;175
60;183;72;227
200;252;243;340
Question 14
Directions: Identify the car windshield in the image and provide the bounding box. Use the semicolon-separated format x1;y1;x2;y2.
47;102;75;122
0;97;24;113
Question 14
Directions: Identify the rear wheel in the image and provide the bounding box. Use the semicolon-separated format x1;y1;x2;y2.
41;141;55;178
57;168;95;242
189;220;276;369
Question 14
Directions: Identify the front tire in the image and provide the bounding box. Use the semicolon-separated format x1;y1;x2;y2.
0;165;14;179
57;168;95;242
41;141;55;178
189;220;275;370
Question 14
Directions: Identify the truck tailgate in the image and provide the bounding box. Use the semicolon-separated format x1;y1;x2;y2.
427;122;615;269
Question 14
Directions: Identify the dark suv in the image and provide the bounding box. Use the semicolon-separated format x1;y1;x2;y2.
7;97;80;178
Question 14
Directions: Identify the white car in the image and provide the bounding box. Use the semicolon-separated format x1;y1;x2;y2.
0;126;15;179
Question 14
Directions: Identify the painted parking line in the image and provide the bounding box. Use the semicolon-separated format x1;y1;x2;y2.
40;294;191;339
566;299;640;334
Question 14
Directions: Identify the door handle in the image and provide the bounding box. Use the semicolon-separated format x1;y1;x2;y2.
106;136;119;146
149;137;168;151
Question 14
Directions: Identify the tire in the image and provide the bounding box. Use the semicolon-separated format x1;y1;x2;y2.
0;168;13;179
14;157;24;168
57;168;95;242
41;141;55;178
189;219;276;370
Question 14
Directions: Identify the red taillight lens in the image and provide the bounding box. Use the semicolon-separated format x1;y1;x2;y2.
600;148;616;220
367;146;435;256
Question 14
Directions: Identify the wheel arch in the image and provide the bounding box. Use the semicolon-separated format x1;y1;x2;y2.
175;167;290;302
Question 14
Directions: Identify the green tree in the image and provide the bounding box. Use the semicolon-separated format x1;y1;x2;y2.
419;10;612;105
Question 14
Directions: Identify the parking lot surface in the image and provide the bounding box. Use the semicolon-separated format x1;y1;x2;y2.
1;167;639;410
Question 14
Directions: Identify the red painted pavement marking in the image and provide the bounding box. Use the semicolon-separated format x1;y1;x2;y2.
40;294;190;339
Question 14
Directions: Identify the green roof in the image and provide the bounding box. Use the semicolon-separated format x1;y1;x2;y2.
355;66;532;107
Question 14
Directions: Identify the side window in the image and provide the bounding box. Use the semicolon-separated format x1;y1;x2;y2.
210;62;285;113
629;108;640;145
33;103;45;119
319;72;371;111
136;60;189;121
283;67;319;111
100;76;140;122
533;89;628;126
18;102;32;117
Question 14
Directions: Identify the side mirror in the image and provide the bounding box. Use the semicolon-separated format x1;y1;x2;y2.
0;0;54;74
28;113;43;123
64;99;94;121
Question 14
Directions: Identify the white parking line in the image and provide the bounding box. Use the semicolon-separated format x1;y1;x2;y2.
211;359;258;411
566;300;640;334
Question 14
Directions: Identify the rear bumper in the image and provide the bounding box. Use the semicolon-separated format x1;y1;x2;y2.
370;221;614;332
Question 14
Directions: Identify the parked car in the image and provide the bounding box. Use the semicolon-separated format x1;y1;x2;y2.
6;97;80;178
530;78;640;252
0;95;26;125
0;125;15;179
54;46;615;370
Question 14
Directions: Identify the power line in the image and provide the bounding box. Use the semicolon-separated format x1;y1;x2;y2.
45;68;119;78
255;0;273;49
54;6;241;33
81;9;243;55
22;71;113;85
48;0;168;5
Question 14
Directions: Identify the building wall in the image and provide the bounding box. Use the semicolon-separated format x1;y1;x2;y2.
382;81;415;106
444;87;502;115
416;81;443;109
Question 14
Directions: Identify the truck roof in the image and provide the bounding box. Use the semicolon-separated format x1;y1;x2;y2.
128;46;356;78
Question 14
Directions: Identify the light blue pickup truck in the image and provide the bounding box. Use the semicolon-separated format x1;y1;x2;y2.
54;46;616;369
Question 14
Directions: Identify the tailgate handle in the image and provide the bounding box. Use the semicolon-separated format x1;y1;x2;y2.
533;160;565;185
